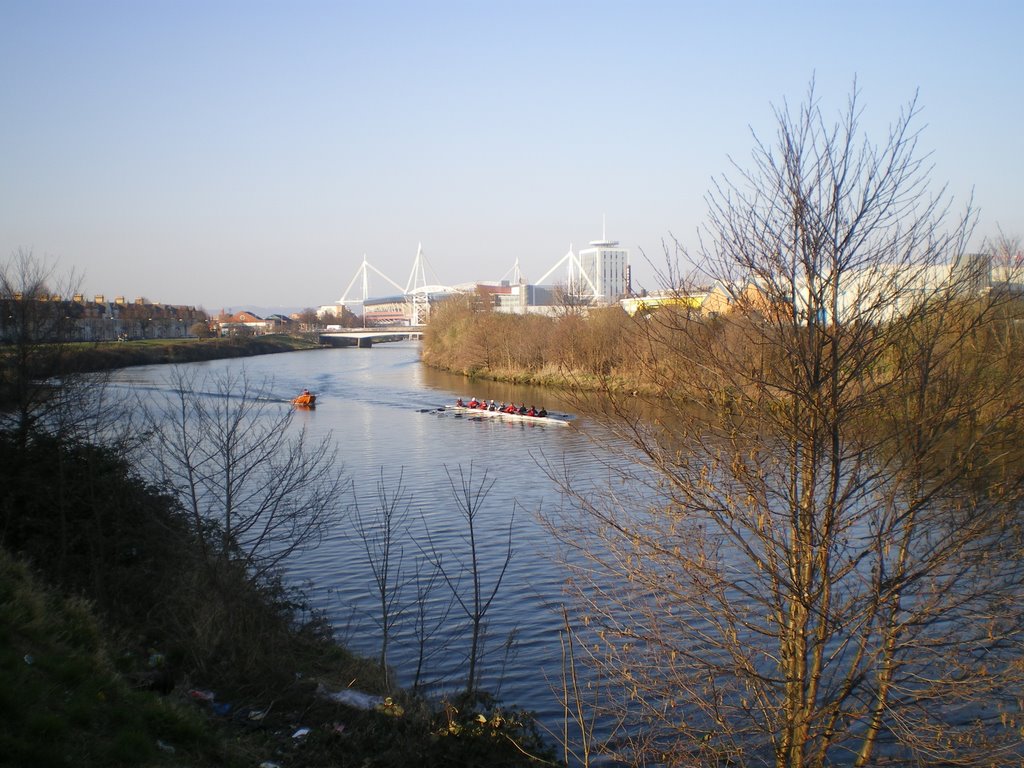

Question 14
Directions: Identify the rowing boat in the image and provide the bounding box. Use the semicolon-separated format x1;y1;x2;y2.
443;404;573;426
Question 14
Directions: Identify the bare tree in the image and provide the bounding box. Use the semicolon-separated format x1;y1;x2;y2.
407;550;453;695
189;320;214;338
144;367;346;583
347;466;459;695
295;307;320;332
548;607;619;768
351;468;414;688
553;277;594;318
426;463;515;700
553;81;1024;766
0;248;87;444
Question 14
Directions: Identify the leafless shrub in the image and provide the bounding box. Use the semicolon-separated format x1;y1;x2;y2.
551;80;1024;766
144;366;346;584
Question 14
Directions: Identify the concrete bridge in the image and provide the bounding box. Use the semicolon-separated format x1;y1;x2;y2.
319;326;425;348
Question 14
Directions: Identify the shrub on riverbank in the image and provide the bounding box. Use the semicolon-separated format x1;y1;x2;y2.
0;334;321;413
0;547;230;767
422;294;644;390
0;426;555;766
63;333;321;373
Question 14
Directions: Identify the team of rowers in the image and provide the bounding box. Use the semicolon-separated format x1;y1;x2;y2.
456;397;549;418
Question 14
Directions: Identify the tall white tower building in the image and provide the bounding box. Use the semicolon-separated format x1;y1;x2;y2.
576;224;629;303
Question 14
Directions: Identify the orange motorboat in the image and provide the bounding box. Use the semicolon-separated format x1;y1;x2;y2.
292;390;316;407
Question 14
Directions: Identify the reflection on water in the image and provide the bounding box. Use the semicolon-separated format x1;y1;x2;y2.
106;342;610;735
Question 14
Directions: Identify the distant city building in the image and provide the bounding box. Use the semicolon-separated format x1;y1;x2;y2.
216;310;291;335
361;289;457;326
618;253;1023;324
491;282;526;313
363;295;412;326
576;236;630;303
522;228;631;309
325;230;631;321
0;295;206;342
620;290;709;317
317;303;350;320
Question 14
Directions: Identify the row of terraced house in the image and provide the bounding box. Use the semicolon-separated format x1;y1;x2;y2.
0;291;325;343
0;294;208;342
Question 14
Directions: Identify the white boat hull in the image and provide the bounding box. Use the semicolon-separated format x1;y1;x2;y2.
444;405;573;426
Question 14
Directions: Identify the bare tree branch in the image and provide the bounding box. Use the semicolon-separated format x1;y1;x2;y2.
550;81;1024;767
144;367;347;583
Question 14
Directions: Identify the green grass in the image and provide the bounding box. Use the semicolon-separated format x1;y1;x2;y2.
0;551;235;768
64;333;321;371
0;427;554;768
0;544;554;768
0;335;322;397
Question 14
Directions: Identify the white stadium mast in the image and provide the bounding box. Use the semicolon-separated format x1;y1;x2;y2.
405;243;429;326
404;243;455;326
534;243;599;301
334;245;456;325
338;254;405;305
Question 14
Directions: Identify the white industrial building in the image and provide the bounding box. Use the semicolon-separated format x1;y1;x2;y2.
576;236;630;303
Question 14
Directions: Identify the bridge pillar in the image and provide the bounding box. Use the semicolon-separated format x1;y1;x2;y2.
357;337;373;348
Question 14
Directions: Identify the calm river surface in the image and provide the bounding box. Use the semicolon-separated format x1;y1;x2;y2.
108;341;617;735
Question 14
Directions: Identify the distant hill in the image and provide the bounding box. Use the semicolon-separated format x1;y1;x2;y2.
217;305;306;318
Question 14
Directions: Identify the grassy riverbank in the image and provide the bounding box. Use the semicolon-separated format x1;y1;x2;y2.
0;329;554;766
421;294;651;393
65;333;322;372
0;334;322;409
0;426;552;767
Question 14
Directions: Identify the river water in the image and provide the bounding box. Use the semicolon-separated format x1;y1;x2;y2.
108;341;613;737
103;340;1015;765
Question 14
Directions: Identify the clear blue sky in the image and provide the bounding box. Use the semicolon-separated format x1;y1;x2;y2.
2;0;1021;311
